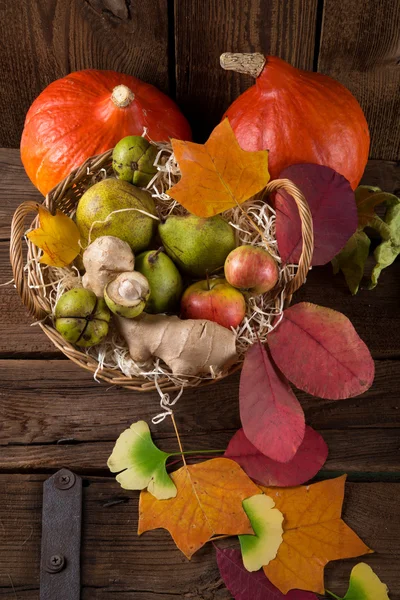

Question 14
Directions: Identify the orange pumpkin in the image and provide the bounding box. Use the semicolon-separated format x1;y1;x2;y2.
21;69;191;196
221;53;369;190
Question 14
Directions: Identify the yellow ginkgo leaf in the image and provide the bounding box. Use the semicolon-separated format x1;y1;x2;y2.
27;205;81;267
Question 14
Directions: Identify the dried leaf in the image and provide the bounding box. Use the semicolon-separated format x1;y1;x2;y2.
275;164;357;266
370;196;400;288
27;205;81;267
225;426;328;487
341;563;390;600
239;342;305;463
333;186;400;293
216;548;318;600
138;457;260;558
262;476;372;594
239;495;284;571
332;231;371;295
268;303;374;400
167;118;269;217
107;421;176;500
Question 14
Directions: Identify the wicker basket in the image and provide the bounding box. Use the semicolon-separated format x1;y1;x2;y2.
10;149;314;392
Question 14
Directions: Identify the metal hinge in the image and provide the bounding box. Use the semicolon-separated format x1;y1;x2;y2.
40;469;82;599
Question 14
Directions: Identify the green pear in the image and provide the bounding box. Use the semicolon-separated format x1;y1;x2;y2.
158;215;236;278
135;249;183;314
76;178;156;253
55;288;111;347
112;136;158;187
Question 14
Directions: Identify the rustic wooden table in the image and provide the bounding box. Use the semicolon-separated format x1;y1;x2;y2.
0;0;399;597
0;154;399;599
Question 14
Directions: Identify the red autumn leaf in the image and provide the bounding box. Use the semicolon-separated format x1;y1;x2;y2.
216;547;318;600
239;342;305;463
268;302;375;400
225;426;328;487
275;163;358;266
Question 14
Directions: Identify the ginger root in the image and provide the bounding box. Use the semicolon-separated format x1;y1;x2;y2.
117;314;238;377
82;236;134;297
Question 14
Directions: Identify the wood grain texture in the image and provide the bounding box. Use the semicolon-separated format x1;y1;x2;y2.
1;360;399;446
0;0;170;147
0;476;398;598
317;0;400;160
2;429;400;476
174;0;318;140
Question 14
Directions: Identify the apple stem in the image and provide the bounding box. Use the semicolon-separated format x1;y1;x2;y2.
206;270;211;291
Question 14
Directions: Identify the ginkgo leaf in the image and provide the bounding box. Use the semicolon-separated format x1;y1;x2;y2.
107;421;176;500
341;563;390;600
138;457;261;558
239;494;284;571
167;118;269;217
268;303;375;400
239;341;305;463
225;426;328;487
216;548;318;600
261;476;372;594
27;205;81;267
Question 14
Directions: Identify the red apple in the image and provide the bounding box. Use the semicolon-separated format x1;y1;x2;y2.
224;245;279;294
181;277;246;329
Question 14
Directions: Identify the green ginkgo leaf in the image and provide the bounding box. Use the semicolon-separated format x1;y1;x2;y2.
107;421;177;500
339;562;390;599
238;494;284;572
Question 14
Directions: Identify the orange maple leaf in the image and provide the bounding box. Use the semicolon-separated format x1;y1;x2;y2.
27;205;81;267
138;457;261;558
261;475;372;594
167;118;269;217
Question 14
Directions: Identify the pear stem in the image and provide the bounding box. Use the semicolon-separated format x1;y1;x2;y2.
149;246;164;264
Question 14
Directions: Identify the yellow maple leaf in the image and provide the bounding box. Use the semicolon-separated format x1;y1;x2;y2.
27;205;81;267
261;475;372;595
167;118;269;217
138;457;261;559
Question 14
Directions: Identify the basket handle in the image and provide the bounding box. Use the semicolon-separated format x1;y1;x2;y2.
10;201;48;320
263;178;314;297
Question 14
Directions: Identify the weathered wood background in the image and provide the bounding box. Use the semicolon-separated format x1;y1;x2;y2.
0;1;399;599
0;0;399;156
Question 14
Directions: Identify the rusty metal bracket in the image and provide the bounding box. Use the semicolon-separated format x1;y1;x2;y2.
40;468;82;600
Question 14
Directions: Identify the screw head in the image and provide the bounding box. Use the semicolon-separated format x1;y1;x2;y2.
54;470;75;490
45;554;65;573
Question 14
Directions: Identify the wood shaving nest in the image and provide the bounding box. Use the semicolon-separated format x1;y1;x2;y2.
26;140;299;388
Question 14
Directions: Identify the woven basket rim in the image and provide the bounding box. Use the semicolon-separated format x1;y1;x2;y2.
10;147;314;392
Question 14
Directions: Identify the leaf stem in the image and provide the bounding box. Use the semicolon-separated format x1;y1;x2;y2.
168;449;226;457
325;590;341;600
170;412;187;468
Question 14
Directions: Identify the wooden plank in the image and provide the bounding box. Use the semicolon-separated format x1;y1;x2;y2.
1;358;400;441
0;476;399;598
1;359;400;474
174;0;318;141
318;0;400;160
2;428;399;476
0;1;170;148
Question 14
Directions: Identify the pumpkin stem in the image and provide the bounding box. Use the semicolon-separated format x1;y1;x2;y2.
220;52;266;78
111;85;135;108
